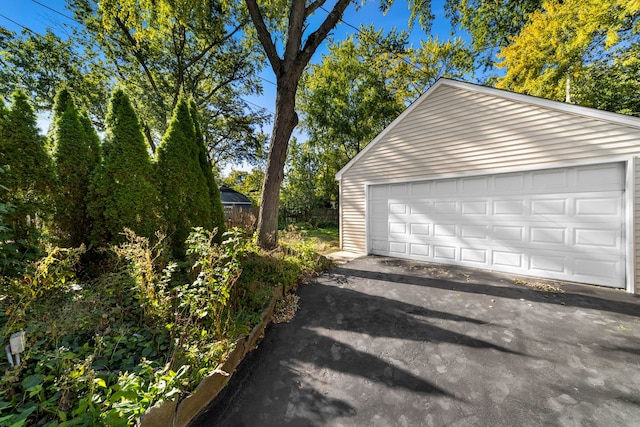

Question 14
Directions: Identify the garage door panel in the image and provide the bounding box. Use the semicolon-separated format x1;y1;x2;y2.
368;163;626;288
410;243;430;257
575;197;621;216
411;202;431;214
389;222;407;234
461;225;489;239
494;200;525;215
493;226;524;241
434;201;457;214
434;224;456;237
434;246;456;260
389;241;407;255
529;227;566;245
461;248;488;264
531;199;567;215
574;228;620;248
529;253;567;274
462;201;488;215
532;169;569;189
576;164;624;189
493;251;524;268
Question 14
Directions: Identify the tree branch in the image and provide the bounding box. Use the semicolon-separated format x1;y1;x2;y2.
114;17;163;102
297;0;351;75
245;0;282;76
305;0;325;18
183;20;247;70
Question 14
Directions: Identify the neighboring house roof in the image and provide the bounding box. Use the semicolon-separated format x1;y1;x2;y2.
220;186;252;205
335;78;640;180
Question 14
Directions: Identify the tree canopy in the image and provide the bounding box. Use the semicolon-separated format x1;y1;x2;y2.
496;0;640;111
75;0;268;162
289;25;473;211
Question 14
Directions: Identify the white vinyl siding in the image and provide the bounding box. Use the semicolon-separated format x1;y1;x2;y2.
338;80;640;293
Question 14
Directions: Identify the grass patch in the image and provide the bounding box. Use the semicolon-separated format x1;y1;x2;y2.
279;223;339;255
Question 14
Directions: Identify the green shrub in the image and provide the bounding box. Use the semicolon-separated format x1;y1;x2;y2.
0;225;331;426
190;101;226;242
88;89;162;246
156;98;213;258
0;91;54;242
51;89;101;248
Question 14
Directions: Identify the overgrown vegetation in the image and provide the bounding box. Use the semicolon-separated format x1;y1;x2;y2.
0;228;331;426
0;87;305;426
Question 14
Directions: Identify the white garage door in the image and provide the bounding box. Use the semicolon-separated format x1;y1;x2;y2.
368;163;626;288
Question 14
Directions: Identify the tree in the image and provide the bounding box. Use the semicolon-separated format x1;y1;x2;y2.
156;97;213;257
88;89;162;246
96;0;436;248
280;138;321;221
244;0;358;248
190;100;226;242
443;0;543;69
295;25;473;207
51;89;101;248
0;91;55;241
76;0;268;164
495;0;640;106
0;27;110;123
572;43;640;116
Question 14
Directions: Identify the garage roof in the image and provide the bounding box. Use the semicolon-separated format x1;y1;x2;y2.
336;78;640;180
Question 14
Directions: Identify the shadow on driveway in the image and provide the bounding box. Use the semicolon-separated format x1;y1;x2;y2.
191;256;640;426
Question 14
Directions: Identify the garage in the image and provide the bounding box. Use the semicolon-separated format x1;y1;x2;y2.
368;163;625;288
336;79;640;293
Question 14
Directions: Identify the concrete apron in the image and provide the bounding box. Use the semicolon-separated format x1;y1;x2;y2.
191;256;640;427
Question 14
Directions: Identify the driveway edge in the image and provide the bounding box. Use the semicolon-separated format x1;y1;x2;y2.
139;286;283;427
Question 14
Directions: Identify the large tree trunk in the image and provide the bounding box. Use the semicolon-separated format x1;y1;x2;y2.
257;77;299;249
245;0;352;249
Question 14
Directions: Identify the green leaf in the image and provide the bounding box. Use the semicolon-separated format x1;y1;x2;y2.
21;374;43;390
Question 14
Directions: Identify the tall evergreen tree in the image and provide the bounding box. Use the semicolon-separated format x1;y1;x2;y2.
0;91;54;240
190;100;226;242
50;89;101;247
88;89;161;246
156;97;212;257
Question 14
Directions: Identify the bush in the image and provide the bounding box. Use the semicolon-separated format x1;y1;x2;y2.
88;89;162;246
0;225;331;426
156;98;213;258
0;91;54;242
51;89;101;248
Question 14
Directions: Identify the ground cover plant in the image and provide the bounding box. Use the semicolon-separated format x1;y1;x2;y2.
0;227;332;426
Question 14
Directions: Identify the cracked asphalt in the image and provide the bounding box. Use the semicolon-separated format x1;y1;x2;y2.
191;256;640;426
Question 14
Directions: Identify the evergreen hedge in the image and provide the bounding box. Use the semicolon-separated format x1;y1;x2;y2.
156;97;213;257
0;91;55;241
88;89;162;245
190;100;226;242
51;89;100;248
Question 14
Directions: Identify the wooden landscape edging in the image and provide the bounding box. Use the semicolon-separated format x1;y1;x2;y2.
140;286;283;427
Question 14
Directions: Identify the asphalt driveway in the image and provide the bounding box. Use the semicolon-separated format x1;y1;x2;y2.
191;256;640;426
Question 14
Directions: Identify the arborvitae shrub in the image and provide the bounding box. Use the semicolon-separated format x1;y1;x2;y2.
88;89;162;246
51;89;100;248
0;91;55;241
156;97;213;257
190;100;226;242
